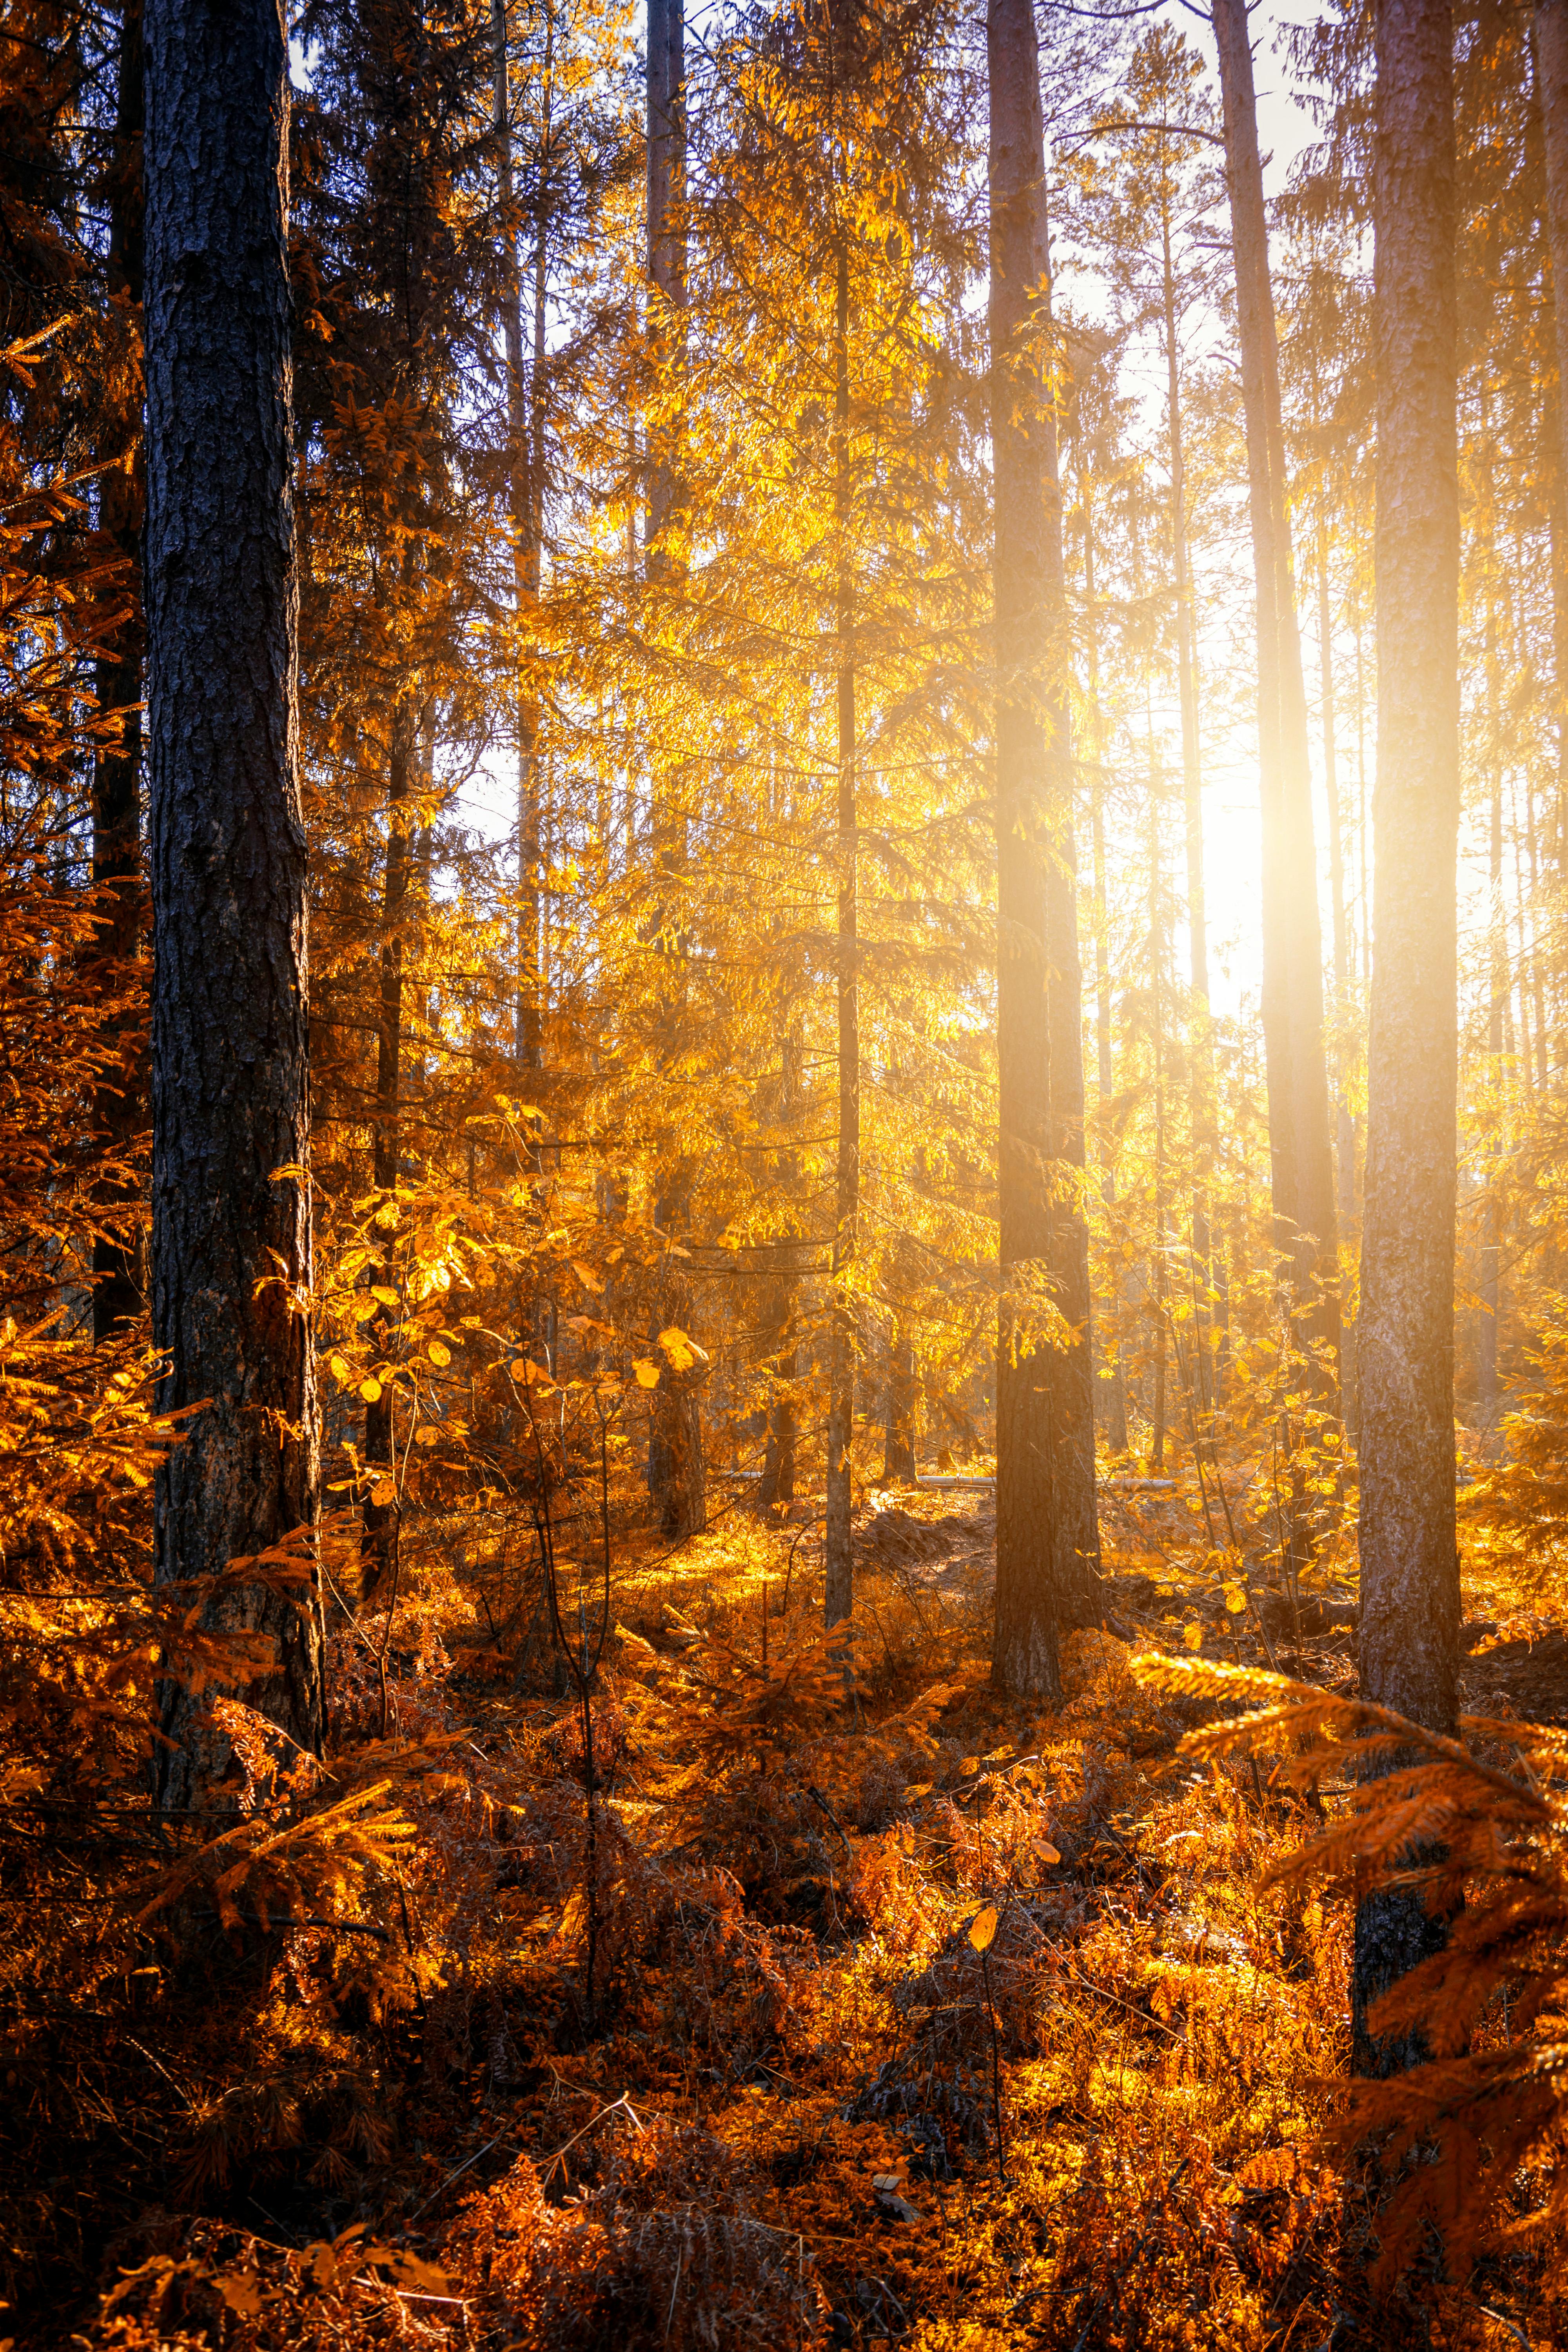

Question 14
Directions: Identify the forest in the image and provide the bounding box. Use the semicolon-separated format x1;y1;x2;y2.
4;0;1568;2342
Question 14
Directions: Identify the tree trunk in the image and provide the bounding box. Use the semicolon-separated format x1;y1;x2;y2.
989;0;1099;1701
1536;0;1568;866
824;237;860;1631
92;0;146;1339
1316;505;1359;1433
1354;0;1462;2078
1162;201;1215;1452
1212;0;1341;1412
144;0;323;1804
881;1316;918;1488
361;693;414;1606
491;0;545;1071
1078;435;1128;1455
644;0;704;1540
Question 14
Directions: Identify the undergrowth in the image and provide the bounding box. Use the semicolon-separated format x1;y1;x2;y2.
4;1470;1566;2351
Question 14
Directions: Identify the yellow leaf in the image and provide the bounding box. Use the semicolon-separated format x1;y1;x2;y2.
1223;1584;1247;1615
572;1260;604;1294
214;2270;268;2317
968;1904;998;1953
369;1479;396;1508
370;1285;398;1307
359;1377;383;1403
328;1354;350;1383
1033;1838;1061;1866
352;1296;380;1321
902;1782;932;1801
959;1755;980;1775
426;1341;451;1367
415;1425;440;1446
658;1325;699;1370
632;1357;661;1389
1183;1621;1204;1651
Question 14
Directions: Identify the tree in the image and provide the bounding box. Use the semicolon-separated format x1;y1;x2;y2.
91;0;147;1339
643;0;707;1544
1354;0;1462;2075
1212;0;1341;1445
989;0;1101;1704
143;0;323;1801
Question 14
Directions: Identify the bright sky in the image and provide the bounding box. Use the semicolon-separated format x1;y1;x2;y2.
462;4;1350;1046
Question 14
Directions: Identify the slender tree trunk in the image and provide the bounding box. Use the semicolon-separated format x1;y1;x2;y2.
1212;0;1341;1413
989;0;1100;1699
1078;443;1128;1454
492;0;545;1069
1162;204;1215;1449
757;1020;802;1510
1479;764;1503;1411
824;237;860;1630
881;1318;918;1488
145;0;323;1802
1316;508;1359;1432
362;693;414;1605
1040;361;1102;1628
644;0;704;1540
1354;0;1462;2077
1536;0;1568;866
92;0;146;1339
1148;726;1168;1475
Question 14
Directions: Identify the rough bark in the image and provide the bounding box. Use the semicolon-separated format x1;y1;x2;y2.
144;0;323;1803
644;0;704;1539
881;1317;918;1488
1212;0;1340;1404
492;0;545;1069
824;237;860;1631
1078;433;1128;1455
1162;200;1216;1446
989;0;1099;1701
92;0;146;1339
1354;0;1462;2077
1535;2;1568;867
361;693;414;1606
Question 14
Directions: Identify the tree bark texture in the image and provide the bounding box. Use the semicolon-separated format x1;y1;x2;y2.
824;237;860;1632
1534;0;1568;865
646;0;685;552
1354;0;1461;2076
1078;437;1128;1455
361;693;415;1605
643;0;704;1540
882;1317;918;1488
492;0;544;1070
144;0;323;1802
988;0;1100;1702
1211;0;1340;1397
93;0;147;1339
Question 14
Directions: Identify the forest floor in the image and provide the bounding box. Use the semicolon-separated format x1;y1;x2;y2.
18;1466;1568;2352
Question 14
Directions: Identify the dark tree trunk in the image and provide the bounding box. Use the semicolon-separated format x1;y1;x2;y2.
144;0;323;1803
881;1316;917;1488
988;0;1099;1701
824;235;860;1632
492;0;545;1070
1212;0;1341;1419
1535;0;1568;867
1077;437;1128;1455
362;693;414;1606
643;0;704;1542
92;0;146;1339
756;1284;797;1508
1354;0;1462;2077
